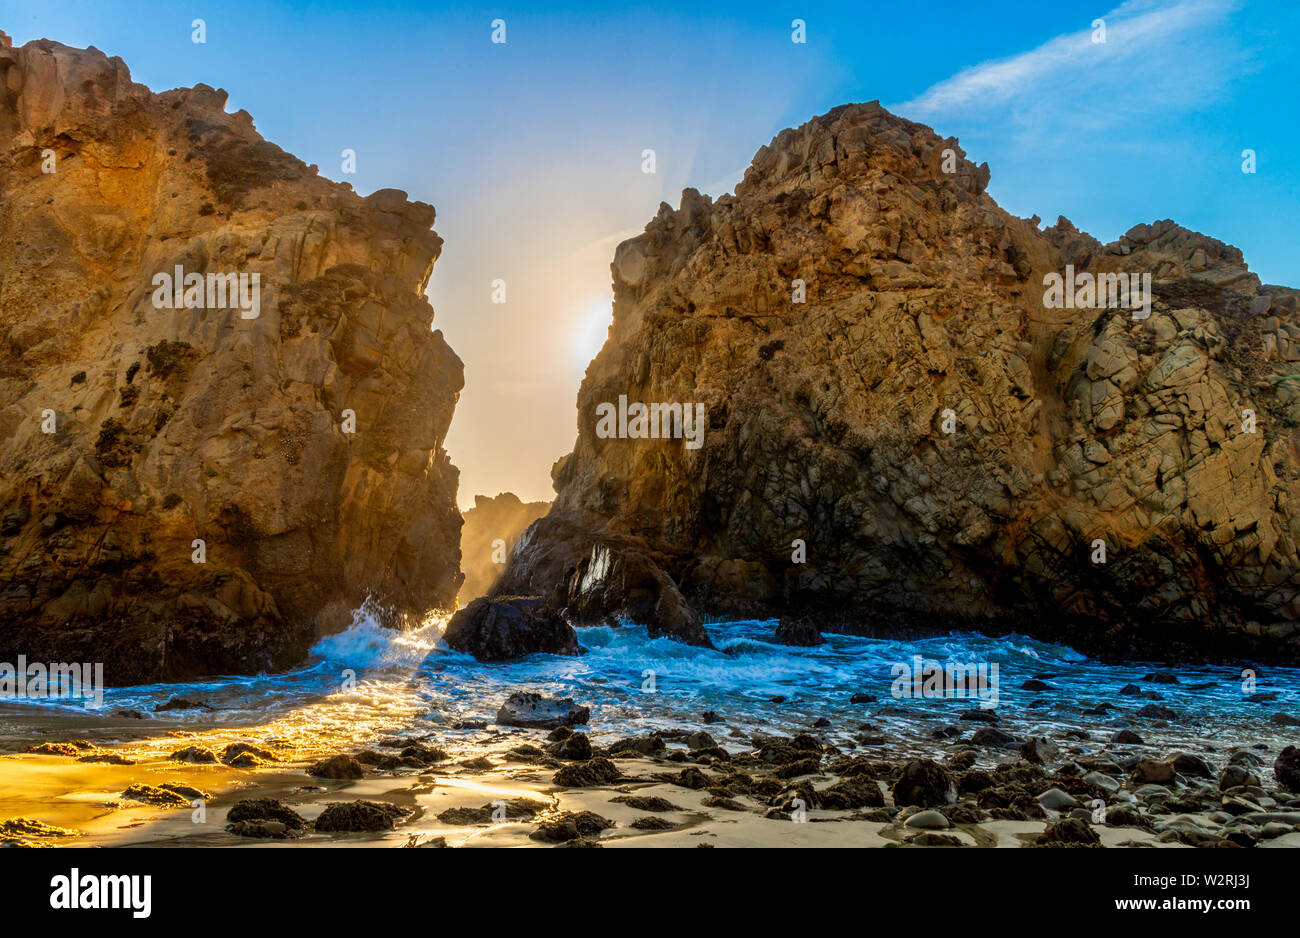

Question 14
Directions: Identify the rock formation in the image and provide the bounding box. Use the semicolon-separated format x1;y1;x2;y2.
0;34;464;682
442;596;580;661
457;492;549;602
499;101;1300;664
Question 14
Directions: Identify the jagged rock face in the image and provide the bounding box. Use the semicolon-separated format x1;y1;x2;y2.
457;492;549;602
503;101;1300;663
0;36;464;682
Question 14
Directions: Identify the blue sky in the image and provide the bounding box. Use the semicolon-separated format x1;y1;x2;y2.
2;0;1296;504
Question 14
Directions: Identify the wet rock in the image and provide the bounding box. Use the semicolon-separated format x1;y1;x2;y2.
1019;737;1059;764
903;809;950;829
442;596;581;661
774;619;823;646
701;711;725;723
1037;788;1080;811
220;743;279;766
1219;765;1262;790
306;755;365;780
685;731;717;750
774;758;822;779
1132;758;1177;785
610;795;681;812
948;750;977;771
1169;752;1214;778
1269;713;1300;727
168;746;218;764
76;753;135;765
892;760;956;807
1141;672;1180;684
1021;679;1054;691
1111;729;1145;744
959;770;996;795
1040;817;1100;845
155;697;214;712
547;732;593;761
608;735;665;756
1274;746;1300;792
121;784;191;808
496;691;590;729
909;832;964;846
972;727;1016;747
530;810;613;843
959;709;999;723
552;757;620;787
314;801;408;833
399;744;450;766
227;799;306;831
630;816;677;831
1136;704;1177;720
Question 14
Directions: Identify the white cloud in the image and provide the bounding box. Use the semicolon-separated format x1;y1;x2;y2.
895;0;1244;133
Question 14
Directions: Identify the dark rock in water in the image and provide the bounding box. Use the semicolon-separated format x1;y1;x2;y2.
701;710;725;723
1268;713;1300;727
1275;746;1300;792
530;810;613;842
948;750;977;772
959;709;998;723
547;732;593;761
442;596;580;661
811;717;831;728
892;760;956;807
849;693;874;704
1111;729;1145;744
1118;683;1143;696
155;697;213;712
1141;672;1180;684
114;709;146;719
972;727;1016;748
354;750;403;770
496;691;590;729
1040;817;1100;845
314;801;408;832
306;755;365;780
77;753;135;765
1245;692;1279;702
399;744;449;766
227;798;306;830
451;719;488;730
548;726;573;741
1136;704;1177;720
553;757;620;787
774;619;823;646
1021;679;1054;691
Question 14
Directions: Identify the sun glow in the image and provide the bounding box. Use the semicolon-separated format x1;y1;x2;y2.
573;304;612;370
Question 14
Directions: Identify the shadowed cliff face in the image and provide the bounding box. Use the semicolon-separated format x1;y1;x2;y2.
501;101;1300;663
0;35;464;682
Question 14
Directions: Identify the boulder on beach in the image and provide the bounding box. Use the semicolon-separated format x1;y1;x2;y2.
496;691;590;729
314;801;408;833
442;596;581;661
891;760;956;807
306;754;366;780
1275;746;1300;792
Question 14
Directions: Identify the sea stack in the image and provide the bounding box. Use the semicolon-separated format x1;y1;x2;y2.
0;37;464;681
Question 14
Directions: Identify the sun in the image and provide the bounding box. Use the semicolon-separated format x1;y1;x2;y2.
573;304;612;370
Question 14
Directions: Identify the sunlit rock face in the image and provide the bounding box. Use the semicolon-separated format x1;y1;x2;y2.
501;101;1300;663
0;34;464;682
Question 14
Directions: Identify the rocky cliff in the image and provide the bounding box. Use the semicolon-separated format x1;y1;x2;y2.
499;101;1300;663
0;33;464;682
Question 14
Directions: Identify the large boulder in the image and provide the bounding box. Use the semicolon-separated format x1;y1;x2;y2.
891;759;956;807
0;37;464;682
496;691;590;729
1274;745;1300;792
442;596;580;661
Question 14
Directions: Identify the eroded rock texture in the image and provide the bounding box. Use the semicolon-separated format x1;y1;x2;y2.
457;492;549;602
500;101;1300;663
0;35;463;681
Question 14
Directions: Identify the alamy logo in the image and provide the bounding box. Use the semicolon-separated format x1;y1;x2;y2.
151;265;261;319
0;656;103;710
50;869;151;918
890;654;1000;709
595;394;706;450
1042;265;1151;320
